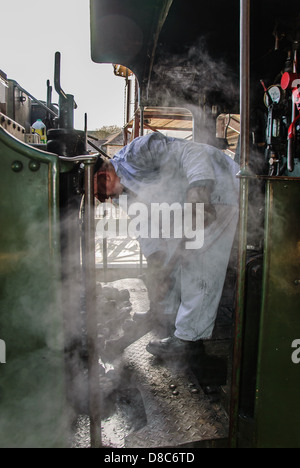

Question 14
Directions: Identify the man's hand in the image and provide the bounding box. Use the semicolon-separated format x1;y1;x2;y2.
186;186;216;229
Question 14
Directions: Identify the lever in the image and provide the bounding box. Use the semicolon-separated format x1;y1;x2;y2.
54;52;77;109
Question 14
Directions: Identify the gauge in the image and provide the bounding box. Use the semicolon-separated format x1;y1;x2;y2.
293;87;300;110
264;85;283;107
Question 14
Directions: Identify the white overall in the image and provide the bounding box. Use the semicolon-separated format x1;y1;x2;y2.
111;133;240;341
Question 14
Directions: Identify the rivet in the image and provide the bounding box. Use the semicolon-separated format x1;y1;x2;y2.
29;161;40;172
11;161;23;172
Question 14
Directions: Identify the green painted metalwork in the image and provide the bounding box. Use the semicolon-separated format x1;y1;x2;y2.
229;175;249;448
254;179;300;448
0;127;70;447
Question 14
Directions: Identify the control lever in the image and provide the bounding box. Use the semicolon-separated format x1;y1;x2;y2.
54;51;77;129
281;71;300;172
54;51;77;107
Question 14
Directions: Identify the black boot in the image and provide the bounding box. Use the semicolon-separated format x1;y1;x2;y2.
146;335;204;359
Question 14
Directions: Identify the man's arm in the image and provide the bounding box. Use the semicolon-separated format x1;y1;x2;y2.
186;185;217;230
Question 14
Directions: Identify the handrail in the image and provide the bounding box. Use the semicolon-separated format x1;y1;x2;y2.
8;79;58;119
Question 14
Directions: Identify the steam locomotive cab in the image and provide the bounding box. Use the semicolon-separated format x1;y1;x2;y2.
0;0;300;449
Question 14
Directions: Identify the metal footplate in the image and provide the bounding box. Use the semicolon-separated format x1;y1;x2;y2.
122;332;229;448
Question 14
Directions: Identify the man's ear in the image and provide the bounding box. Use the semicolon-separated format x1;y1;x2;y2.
98;169;113;182
104;171;113;183
94;170;110;202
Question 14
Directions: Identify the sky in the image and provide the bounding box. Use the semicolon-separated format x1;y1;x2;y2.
0;0;125;130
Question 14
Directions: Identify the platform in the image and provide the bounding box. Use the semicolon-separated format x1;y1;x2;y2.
73;278;230;448
121;332;229;448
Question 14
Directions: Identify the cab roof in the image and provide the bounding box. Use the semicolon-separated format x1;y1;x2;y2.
90;0;300;105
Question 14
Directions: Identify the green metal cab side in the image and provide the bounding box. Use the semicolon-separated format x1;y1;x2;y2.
0;127;70;447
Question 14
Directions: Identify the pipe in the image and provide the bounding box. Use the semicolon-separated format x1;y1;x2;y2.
87;139;111;159
46;80;54;121
54;52;68;101
84;160;102;448
229;0;251;448
287;48;299;172
59;152;102;448
54;52;78;129
138;86;144;137
140;105;145;137
126;70;132;127
239;0;251;171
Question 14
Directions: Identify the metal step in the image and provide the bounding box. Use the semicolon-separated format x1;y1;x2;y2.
122;332;229;448
73;278;230;448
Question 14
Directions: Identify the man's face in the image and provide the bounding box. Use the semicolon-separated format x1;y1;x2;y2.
94;166;124;202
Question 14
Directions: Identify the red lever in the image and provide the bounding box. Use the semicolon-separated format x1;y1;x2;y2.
288;114;300;140
281;72;300;90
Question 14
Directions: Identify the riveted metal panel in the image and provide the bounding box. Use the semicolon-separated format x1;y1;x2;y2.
0;128;69;447
255;179;300;448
